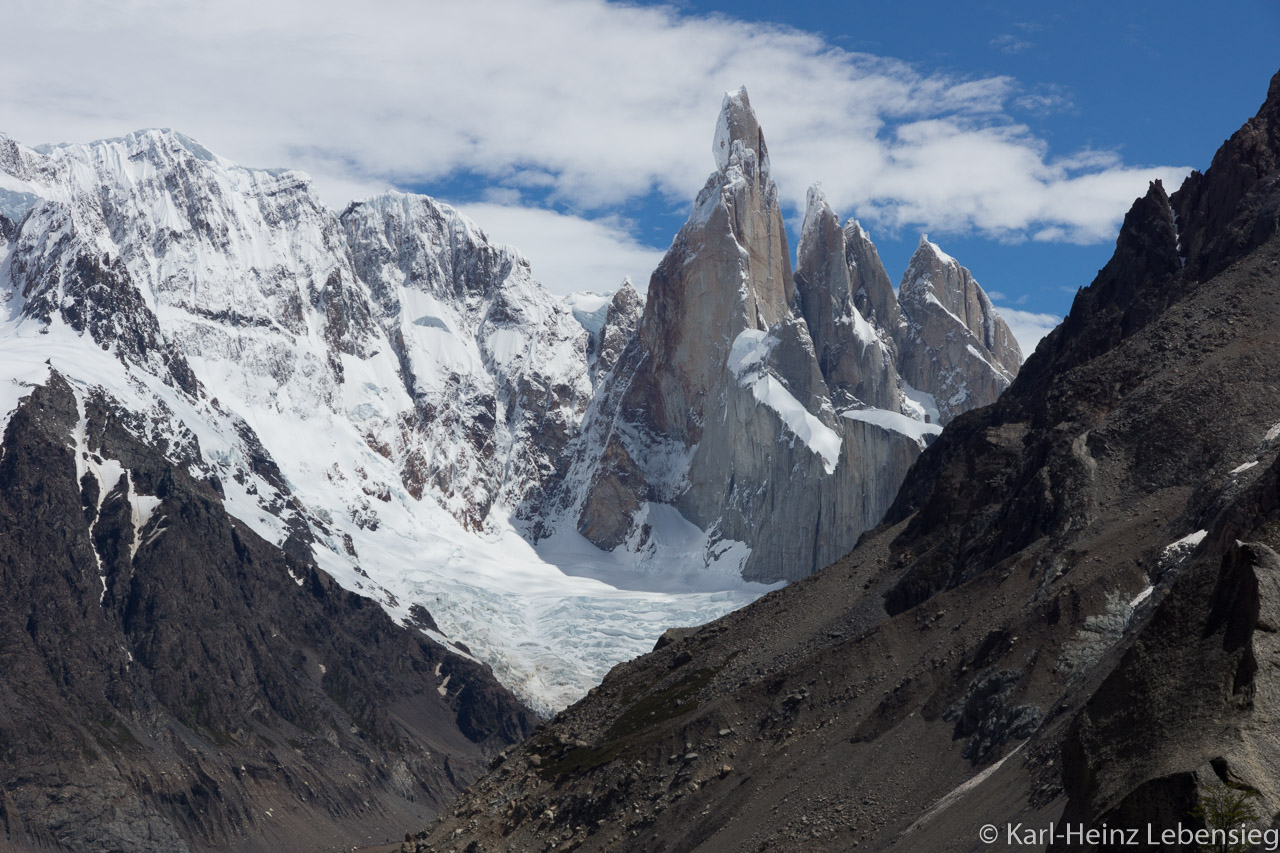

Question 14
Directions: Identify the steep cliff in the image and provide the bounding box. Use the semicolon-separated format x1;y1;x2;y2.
562;89;1012;583
895;235;1022;425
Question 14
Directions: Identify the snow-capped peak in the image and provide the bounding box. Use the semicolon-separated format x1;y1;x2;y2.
918;232;956;266
798;182;835;264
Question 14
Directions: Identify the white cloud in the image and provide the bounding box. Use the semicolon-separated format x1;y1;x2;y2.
993;306;1062;355
456;203;666;296
0;0;1189;283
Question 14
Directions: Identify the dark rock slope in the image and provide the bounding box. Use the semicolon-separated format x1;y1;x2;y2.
0;375;533;852
403;70;1280;852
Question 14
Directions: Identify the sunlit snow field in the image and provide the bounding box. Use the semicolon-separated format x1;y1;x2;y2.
0;310;776;716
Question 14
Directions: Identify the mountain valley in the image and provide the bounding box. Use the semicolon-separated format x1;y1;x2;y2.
1;82;1026;851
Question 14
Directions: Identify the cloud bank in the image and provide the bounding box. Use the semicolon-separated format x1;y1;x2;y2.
2;0;1189;293
457;203;666;295
991;307;1063;356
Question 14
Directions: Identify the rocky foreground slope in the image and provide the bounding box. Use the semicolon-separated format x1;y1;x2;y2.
405;70;1280;853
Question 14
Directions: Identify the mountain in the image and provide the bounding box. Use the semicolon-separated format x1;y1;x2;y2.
0;91;1021;716
340;191;593;530
895;234;1022;425
557;89;1019;583
402;70;1280;852
0;370;535;852
0;134;540;851
0;85;1026;851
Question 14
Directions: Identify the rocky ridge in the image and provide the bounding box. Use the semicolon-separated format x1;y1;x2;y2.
0;372;532;852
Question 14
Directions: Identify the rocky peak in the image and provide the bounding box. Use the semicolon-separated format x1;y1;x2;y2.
1010;180;1184;413
1050;182;1180;362
902;234;1021;365
895;234;1021;425
1170;69;1280;282
634;85;794;441
0;133;46;187
845;218;900;333
796;185;851;318
713;86;768;175
794;185;900;410
595;279;641;382
567;95;942;583
564;282;641;387
342;192;530;312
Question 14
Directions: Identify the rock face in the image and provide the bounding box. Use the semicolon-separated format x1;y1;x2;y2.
896;235;1022;424
403;70;1280;853
0;373;533;853
794;186;900;412
561;91;1019;582
341;192;592;528
564;282;641;387
596;283;643;379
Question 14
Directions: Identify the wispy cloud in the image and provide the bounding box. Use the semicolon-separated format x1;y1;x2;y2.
990;33;1032;54
1014;84;1077;117
1;0;1189;285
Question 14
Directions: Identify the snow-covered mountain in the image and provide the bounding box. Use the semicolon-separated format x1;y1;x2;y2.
0;93;1021;713
0;128;775;715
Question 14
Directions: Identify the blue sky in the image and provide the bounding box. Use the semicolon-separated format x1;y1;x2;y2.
681;0;1279;328
3;0;1277;350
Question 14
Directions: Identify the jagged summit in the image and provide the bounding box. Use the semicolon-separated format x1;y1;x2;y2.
563;90;1020;582
712;86;768;174
798;183;836;253
896;232;1022;423
843;218;901;334
794;183;900;411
